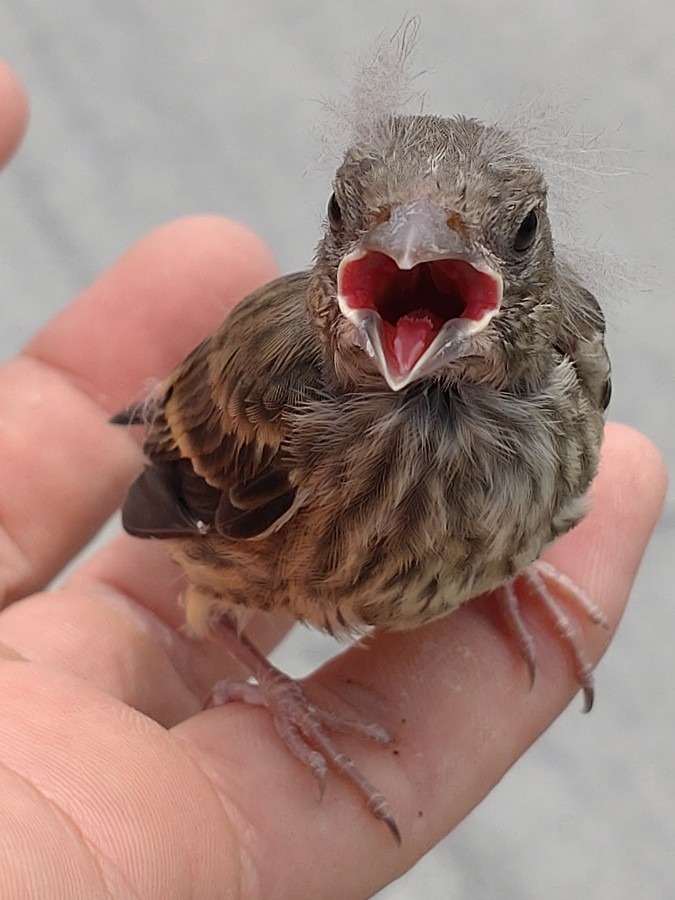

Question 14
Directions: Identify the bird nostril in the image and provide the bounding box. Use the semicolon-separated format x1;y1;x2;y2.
373;207;392;225
446;212;467;235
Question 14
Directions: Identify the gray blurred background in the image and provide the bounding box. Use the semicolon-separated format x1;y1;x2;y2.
1;2;672;898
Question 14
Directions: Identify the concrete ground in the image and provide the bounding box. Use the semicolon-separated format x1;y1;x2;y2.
0;2;672;897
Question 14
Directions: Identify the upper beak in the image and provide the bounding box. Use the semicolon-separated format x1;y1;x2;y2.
361;198;473;269
337;198;503;391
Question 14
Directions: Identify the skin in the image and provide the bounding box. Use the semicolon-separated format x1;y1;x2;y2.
0;62;667;899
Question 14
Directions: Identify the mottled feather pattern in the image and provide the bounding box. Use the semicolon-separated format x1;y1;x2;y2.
120;113;609;644
132;273;606;636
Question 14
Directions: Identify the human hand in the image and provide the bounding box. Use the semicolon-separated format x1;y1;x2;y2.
0;62;666;899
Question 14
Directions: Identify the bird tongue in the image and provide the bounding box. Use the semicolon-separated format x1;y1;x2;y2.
383;310;443;377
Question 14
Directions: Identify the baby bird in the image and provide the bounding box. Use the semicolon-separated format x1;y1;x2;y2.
115;113;610;841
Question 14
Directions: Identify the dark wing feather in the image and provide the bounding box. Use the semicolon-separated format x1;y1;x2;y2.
572;287;612;413
117;272;324;540
556;266;612;413
110;407;144;426
121;461;220;537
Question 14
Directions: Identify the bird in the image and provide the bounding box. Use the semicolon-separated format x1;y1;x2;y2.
113;111;611;843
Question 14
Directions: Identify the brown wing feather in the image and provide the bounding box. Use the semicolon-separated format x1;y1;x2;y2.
119;271;324;540
555;265;612;414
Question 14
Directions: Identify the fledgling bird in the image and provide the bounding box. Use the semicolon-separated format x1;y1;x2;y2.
114;107;610;840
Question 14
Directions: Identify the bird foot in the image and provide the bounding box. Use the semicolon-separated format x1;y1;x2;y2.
498;560;609;712
206;618;401;842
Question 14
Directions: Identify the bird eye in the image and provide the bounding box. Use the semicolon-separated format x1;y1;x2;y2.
327;192;342;230
513;209;539;252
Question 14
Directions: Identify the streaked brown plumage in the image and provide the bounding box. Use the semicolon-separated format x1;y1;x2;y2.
115;113;610;840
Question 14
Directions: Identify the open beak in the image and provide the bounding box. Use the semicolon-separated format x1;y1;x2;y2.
336;198;503;391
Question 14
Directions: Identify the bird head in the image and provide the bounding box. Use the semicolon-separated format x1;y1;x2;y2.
311;115;557;391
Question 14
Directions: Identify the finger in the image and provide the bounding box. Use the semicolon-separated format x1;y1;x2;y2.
0;217;276;602
0;60;29;166
172;424;666;897
0;662;241;898
0;535;291;725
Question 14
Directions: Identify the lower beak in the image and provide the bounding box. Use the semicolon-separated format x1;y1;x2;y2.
337;198;503;391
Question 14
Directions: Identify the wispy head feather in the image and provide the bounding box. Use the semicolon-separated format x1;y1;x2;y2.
318;16;425;163
317;21;635;304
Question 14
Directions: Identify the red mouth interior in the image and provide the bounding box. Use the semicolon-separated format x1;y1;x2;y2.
340;252;500;377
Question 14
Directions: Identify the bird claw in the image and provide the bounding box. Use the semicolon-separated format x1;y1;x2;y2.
499;560;608;712
206;619;400;841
